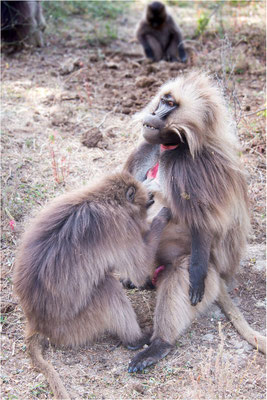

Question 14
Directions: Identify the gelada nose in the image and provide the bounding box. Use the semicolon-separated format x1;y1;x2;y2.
143;114;165;130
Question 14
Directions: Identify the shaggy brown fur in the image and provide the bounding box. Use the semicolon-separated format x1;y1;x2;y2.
13;172;170;399
136;1;187;63
125;72;266;372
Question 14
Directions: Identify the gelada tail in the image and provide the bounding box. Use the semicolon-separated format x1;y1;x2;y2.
27;333;71;399
218;280;266;354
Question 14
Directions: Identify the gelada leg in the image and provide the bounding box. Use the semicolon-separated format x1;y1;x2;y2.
146;35;164;62
129;258;220;372
99;275;151;349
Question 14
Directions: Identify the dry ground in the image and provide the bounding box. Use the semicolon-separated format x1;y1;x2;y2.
1;2;266;399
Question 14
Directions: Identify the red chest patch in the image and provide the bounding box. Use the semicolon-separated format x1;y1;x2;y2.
147;162;159;179
146;144;179;180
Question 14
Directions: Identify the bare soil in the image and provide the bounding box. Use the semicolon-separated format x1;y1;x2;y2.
1;3;266;399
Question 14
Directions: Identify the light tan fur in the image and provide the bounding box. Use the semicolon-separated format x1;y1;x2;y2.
125;72;266;357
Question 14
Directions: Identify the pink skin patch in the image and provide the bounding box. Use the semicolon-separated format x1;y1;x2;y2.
160;144;179;151
146;144;179;179
152;265;165;286
147;162;159;179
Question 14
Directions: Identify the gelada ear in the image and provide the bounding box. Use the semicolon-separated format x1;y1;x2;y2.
126;186;136;202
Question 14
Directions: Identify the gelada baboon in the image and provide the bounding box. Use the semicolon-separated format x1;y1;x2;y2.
13;172;171;399
1;1;46;50
124;72;266;372
137;1;187;63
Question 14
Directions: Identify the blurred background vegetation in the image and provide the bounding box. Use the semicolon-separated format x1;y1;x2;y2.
42;0;263;43
42;0;131;20
42;0;131;44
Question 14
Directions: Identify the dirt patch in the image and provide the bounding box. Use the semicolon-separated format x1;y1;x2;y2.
1;3;266;399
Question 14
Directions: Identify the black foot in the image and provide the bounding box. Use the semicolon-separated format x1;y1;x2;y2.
127;329;152;351
41;336;50;349
165;54;179;62
139;278;156;291
121;278;156;291
189;284;205;306
128;338;173;373
178;47;187;63
189;275;205;306
120;279;137;289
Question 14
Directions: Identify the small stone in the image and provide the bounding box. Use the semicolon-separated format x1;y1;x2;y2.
106;62;118;69
122;107;131;115
213;309;224;319
232;340;243;349
81;128;103;148
136;76;156;88
133;384;145;394
124;100;134;108
146;64;158;74
59;59;82;75
51;114;66;127
89;55;98;62
255;300;266;309
253;262;266;272
203;334;214;341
